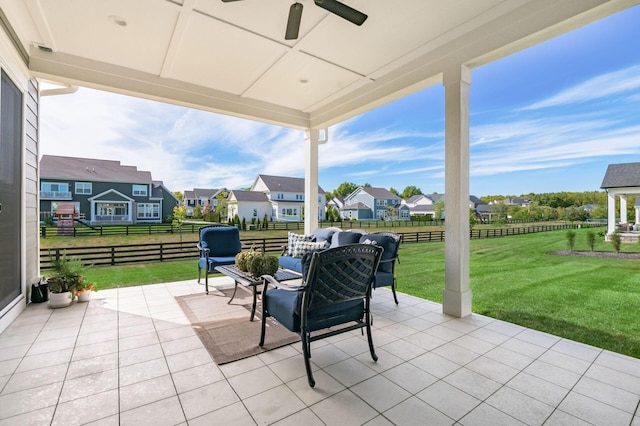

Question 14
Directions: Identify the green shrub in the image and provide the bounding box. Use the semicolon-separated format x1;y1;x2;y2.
566;230;576;251
586;231;596;252
610;232;622;253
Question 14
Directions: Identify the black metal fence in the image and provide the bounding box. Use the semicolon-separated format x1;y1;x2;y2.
40;223;590;269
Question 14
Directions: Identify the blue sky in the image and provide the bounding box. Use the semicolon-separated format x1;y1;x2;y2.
40;5;640;198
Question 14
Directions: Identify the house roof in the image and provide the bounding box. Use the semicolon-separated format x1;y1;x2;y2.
192;188;220;199
358;187;401;200
40;155;152;183
254;175;325;194
229;190;269;203
2;1;626;130
601;162;640;189
343;202;370;210
409;205;435;213
406;195;424;203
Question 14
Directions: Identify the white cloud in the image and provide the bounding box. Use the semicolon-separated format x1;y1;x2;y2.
522;65;640;110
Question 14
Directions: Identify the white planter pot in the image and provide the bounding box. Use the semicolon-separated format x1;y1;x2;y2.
49;291;73;308
77;290;92;303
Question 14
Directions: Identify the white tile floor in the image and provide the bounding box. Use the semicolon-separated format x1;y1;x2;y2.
1;278;639;425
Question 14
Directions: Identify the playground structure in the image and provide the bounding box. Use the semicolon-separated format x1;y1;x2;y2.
55;204;77;236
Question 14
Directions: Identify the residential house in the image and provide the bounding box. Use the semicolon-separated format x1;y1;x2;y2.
39;155;179;224
491;197;533;207
402;193;445;218
342;187;410;220
183;188;225;217
249;174;326;222
226;190;270;224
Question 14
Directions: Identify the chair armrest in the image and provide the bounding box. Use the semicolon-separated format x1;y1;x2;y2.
280;245;288;256
197;243;210;256
261;275;303;296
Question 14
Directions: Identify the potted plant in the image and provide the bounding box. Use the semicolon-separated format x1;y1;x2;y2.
75;280;98;303
47;251;87;308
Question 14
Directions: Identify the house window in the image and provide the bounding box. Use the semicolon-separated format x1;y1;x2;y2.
75;182;92;195
253;208;258;217
41;182;69;193
376;199;387;206
132;184;148;196
137;203;160;219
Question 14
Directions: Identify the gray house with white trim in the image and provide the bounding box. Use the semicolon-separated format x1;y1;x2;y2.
40;155;179;224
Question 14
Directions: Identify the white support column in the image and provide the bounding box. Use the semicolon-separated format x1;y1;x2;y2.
304;129;328;234
607;191;616;235
620;195;628;225
635;203;639;225
442;64;472;318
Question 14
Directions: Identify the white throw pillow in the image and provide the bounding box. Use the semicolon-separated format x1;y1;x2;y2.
287;232;312;256
291;240;328;258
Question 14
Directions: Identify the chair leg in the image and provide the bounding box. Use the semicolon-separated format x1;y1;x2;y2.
365;312;378;362
391;279;399;305
301;330;315;387
205;269;209;295
259;306;268;347
197;266;201;284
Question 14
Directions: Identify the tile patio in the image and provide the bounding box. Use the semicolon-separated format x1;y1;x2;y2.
1;278;639;425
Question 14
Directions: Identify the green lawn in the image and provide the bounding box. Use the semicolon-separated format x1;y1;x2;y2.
83;228;640;358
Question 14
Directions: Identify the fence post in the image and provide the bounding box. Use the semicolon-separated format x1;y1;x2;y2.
41;226;46;238
160;243;164;262
100;226;103;236
111;247;115;265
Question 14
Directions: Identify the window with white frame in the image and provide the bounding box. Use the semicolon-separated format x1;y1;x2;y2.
376;199;387;206
41;182;69;193
132;184;148;196
75;182;92;195
137;203;160;219
376;210;387;219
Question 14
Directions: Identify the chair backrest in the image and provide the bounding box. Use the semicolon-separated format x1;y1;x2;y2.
301;244;383;314
360;232;401;273
199;225;242;257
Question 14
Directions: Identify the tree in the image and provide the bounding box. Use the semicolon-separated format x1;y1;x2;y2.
173;191;183;202
193;204;203;219
215;196;228;222
333;182;359;197
389;187;400;197
401;186;422;199
172;203;187;248
434;200;445;221
469;209;478;230
385;205;397;221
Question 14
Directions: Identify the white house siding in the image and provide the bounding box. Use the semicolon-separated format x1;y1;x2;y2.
0;27;35;333
25;79;39;289
230;201;270;223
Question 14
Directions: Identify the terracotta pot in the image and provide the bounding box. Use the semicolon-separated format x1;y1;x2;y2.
49;291;73;308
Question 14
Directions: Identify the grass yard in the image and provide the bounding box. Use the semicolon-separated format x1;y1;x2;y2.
398;227;640;358
83;227;640;358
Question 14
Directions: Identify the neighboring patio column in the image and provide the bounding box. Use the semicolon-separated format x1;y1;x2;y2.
607;191;616;235
442;64;472;318
620;195;628;225
635;200;639;225
304;129;327;234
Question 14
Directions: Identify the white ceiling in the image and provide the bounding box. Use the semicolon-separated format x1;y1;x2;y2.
0;0;636;129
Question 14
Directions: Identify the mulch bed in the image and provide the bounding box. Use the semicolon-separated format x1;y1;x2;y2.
549;250;640;260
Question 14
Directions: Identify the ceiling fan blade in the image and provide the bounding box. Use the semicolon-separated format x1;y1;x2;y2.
285;3;303;40
314;0;367;26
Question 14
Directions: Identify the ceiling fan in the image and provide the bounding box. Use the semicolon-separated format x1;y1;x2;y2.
221;0;368;40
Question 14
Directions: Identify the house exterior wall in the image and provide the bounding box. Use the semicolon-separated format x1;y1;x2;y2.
0;28;35;333
39;180;169;223
227;200;270;223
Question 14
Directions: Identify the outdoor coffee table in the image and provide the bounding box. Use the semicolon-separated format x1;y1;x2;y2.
214;265;302;321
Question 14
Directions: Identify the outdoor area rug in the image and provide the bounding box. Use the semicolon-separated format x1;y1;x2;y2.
176;286;300;365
